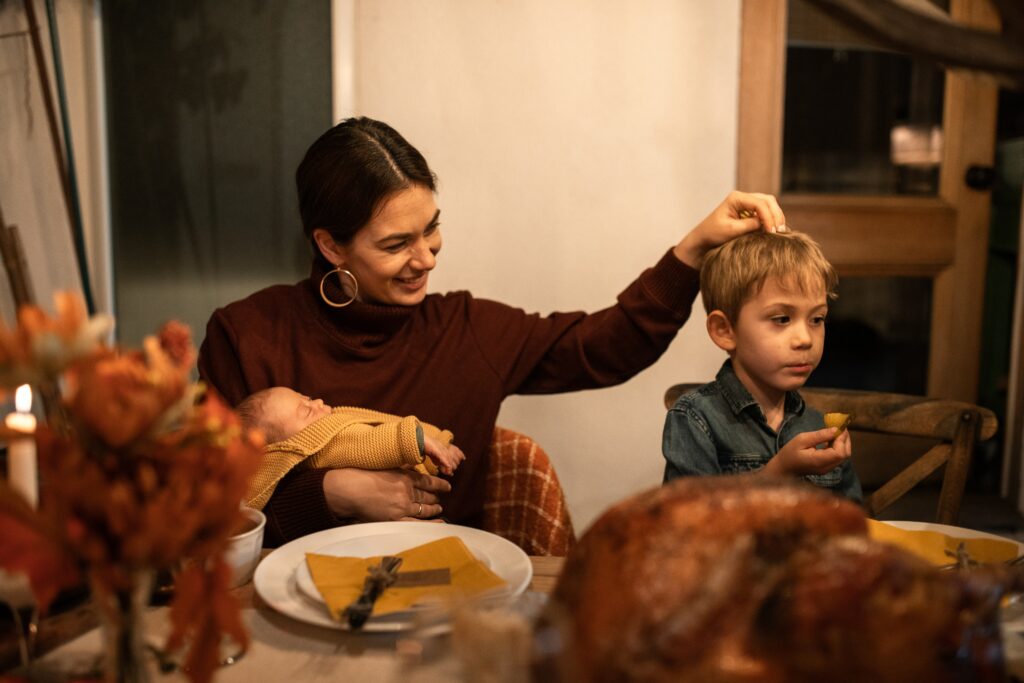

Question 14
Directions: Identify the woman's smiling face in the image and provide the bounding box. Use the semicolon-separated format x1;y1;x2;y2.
320;184;441;307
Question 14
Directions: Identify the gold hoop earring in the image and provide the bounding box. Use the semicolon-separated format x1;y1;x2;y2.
320;267;358;308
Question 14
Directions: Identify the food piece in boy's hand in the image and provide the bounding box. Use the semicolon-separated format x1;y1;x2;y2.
824;413;852;444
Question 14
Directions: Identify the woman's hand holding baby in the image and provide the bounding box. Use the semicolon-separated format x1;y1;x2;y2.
674;191;787;269
324;469;450;521
763;427;852;477
423;435;466;475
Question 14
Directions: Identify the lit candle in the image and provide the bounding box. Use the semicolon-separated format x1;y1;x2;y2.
5;384;37;509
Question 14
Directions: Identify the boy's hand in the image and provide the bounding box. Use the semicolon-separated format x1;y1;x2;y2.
763;427;852;477
423;435;466;475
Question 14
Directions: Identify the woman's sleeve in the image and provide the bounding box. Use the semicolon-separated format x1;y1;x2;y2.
471;249;701;395
261;468;341;547
197;309;250;407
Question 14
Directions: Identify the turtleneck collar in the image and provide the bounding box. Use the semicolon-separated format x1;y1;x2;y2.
304;257;419;355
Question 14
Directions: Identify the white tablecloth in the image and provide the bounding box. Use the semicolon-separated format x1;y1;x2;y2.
25;590;549;683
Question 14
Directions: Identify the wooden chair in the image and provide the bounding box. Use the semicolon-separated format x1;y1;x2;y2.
664;384;998;525
483;426;576;556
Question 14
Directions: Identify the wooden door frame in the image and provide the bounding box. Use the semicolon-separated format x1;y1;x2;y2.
737;0;1000;402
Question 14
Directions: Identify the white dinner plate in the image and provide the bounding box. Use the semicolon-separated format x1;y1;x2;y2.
880;520;1024;558
253;521;533;632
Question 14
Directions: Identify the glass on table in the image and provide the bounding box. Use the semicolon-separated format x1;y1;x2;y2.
0;569;39;670
392;589;574;683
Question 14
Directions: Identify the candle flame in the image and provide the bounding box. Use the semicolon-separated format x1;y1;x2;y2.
15;384;32;413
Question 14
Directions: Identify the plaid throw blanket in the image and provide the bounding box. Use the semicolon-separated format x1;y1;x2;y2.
483;427;575;557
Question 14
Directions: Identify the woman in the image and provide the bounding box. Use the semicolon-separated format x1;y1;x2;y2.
198;117;786;546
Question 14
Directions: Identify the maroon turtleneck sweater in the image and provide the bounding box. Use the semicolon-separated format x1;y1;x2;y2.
198;249;700;545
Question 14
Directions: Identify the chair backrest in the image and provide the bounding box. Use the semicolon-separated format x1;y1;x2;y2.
483;426;576;556
664;384;998;525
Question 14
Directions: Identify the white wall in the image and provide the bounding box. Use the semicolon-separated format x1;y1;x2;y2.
352;0;741;531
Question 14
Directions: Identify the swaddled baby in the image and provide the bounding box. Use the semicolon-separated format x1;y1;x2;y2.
238;387;464;510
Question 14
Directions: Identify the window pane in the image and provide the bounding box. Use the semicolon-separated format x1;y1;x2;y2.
782;0;946;196
807;277;931;395
103;0;331;345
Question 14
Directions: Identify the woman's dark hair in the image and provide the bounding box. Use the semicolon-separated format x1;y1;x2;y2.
295;117;436;251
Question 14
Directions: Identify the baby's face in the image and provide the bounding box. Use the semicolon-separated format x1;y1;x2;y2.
262;388;332;442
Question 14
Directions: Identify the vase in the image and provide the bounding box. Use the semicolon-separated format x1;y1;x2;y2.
93;570;155;683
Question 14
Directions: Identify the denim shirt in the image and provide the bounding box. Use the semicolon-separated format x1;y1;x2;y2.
662;360;862;502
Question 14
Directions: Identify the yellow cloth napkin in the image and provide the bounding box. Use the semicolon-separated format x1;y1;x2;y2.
867;519;1020;566
306;536;508;620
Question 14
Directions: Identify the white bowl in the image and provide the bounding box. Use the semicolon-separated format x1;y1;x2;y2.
225;507;266;587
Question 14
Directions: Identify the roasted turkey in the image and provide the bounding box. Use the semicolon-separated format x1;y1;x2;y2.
540;476;1020;683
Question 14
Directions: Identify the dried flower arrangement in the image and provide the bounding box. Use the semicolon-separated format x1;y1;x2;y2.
0;293;262;683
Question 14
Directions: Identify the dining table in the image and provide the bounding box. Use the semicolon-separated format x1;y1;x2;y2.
0;554;566;682
8;541;1024;681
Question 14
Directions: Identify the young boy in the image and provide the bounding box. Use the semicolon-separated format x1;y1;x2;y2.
661;230;862;500
238;387;465;509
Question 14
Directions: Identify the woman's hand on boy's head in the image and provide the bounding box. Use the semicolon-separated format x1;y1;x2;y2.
674;191;788;268
764;427;851;477
423;435;466;475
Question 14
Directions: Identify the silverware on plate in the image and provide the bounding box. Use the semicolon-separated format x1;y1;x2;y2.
343;556;403;629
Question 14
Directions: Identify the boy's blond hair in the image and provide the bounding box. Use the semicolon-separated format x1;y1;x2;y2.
700;230;837;323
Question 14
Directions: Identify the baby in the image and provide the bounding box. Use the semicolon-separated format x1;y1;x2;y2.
662;230;862;500
238;387;465;509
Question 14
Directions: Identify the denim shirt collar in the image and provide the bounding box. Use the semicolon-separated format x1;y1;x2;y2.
715;360;805;423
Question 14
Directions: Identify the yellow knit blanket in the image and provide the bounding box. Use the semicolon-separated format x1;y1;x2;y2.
246;407;454;510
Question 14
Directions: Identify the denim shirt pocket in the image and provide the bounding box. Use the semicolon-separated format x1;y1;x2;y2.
721;452;772;475
806;468;843;489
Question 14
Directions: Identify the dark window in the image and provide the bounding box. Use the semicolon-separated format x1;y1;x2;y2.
783;0;946;196
103;0;331;345
808;277;932;395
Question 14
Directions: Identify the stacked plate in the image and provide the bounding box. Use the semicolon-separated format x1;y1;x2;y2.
253;521;533;631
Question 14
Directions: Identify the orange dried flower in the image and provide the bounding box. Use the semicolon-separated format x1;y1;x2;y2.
0;293;262;683
0;292;111;390
157;320;196;370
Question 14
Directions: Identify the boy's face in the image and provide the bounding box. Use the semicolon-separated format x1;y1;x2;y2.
718;276;828;401
262;388;332;442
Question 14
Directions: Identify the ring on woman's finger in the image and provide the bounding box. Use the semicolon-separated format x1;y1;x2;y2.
416;502;423;517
